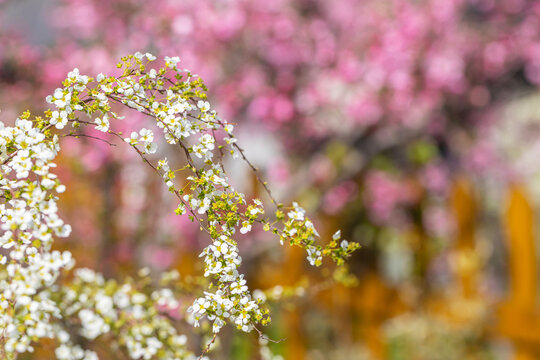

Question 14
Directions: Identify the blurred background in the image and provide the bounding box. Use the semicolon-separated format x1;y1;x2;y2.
3;0;540;358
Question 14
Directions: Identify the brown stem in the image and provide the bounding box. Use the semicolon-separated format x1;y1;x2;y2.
198;333;218;360
63;133;117;147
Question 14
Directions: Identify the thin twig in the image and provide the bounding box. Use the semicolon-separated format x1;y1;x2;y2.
253;326;287;344
233;143;279;206
198;333;218;360
64;133;117;146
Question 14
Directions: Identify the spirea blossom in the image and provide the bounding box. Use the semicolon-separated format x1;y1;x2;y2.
0;53;359;359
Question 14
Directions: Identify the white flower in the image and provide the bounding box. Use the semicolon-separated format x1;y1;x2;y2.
145;53;157;61
306;247;322;266
94;115;110;132
240;222;252;234
50;110;68;129
124;131;139;145
288;209;304;221
145;142;157;154
55;344;71;360
139;128;154;142
197;100;210;112
198;197;211;214
164;56;181;69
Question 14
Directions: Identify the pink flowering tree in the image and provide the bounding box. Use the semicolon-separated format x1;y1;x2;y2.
2;0;539;230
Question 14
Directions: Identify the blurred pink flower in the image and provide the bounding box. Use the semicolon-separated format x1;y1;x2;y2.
323;181;357;215
365;171;415;225
147;246;175;270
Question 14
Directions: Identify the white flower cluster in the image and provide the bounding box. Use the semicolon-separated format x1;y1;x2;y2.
0;52;357;359
125;128;157;154
0;63;196;358
284;202;324;266
0;118;74;355
65;53;271;334
57;268;193;360
46;68;90;129
190;235;265;333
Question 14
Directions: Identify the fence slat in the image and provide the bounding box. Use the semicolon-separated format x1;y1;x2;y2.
496;185;540;359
